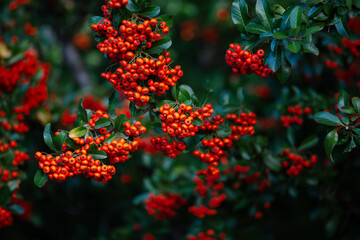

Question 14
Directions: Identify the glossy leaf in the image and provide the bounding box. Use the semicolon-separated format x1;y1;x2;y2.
69;126;87;138
298;135;319;151
147;38;172;55
313;112;343;126
34;170;49;188
245;23;268;34
324;129;338;161
256;0;274;31
94;118;111;129
43;124;57;152
231;0;250;33
289;6;302;29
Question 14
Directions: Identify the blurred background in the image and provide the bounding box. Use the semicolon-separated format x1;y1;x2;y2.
1;0;360;239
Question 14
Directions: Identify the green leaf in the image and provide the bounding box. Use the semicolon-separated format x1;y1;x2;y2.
126;0;142;12
8;204;24;215
178;86;191;102
242;38;265;50
307;5;324;18
77;98;88;123
288;40;301;53
54;131;67;150
303;24;324;37
263;152;281;172
192;117;204;126
340;106;355;115
139;5;160;18
94;118;111;129
355;0;360;8
159;14;173;28
43;123;57;152
245;23;268;34
351;97;360;113
0;185;11;205
287;127;295;146
256;0;274;31
88;150;108;160
277;54;291;83
231;0;250;33
298;135;319;151
344;137;356;152
108;91;119;114
34;170;48;188
313;111;343;126
335;16;350;37
346;0;353;9
289;6;302;29
88;16;103;27
69;126;87;138
65;138;80;150
337;89;350;112
266;46;282;72
324;129;339;161
115;114;127;131
147;38;172;55
172;83;179;101
273;4;285;15
273;32;288;39
302;40;319;55
105;133;117;144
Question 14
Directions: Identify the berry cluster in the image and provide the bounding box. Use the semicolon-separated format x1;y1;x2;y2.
226;112;257;140
144;193;186;220
198;115;224;132
159;103;214;140
188;205;217;218
225;44;274;77
0;207;13;228
280;105;312;127
105;0;128;9
187;229;226;240
279;149;317;176
230;165;270;192
151;137;186;158
35;110;144;183
102;51;183;106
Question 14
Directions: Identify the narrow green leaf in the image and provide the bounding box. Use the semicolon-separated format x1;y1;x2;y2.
54;131;67;150
88;150;108;160
172;83;179;101
341;106;356;114
289;6;302;29
324;129;338;162
147;38;172;55
273;32;288;39
276;54;291;83
108;91;119;114
192;117;204;126
139;5;160;18
231;0;250;33
344;137;356;152
256;0;274;31
351;97;360;113
94;118;111;129
245;23;268;34
337;89;350;112
335;16;350;37
34;170;48;188
266;46;282;72
273;4;285;15
288;40;301;53
302;40;319;55
287;127;295;146
263;152;281;172
69;126;87;138
77;98;88;123
43;123;57;152
307;5;324;18
126;0;142;12
115;114;127;131
313;111;343;126
303;24;324;37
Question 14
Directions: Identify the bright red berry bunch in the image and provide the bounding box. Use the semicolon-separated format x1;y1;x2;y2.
102;51;183;106
151;137;186;158
187;229;226;240
105;0;128;9
0;207;13;228
279;149;317;176
144;193;187;220
226;112;257;140
159;103;214;139
225;44;274;77
280;105;312;127
188;205;217;218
